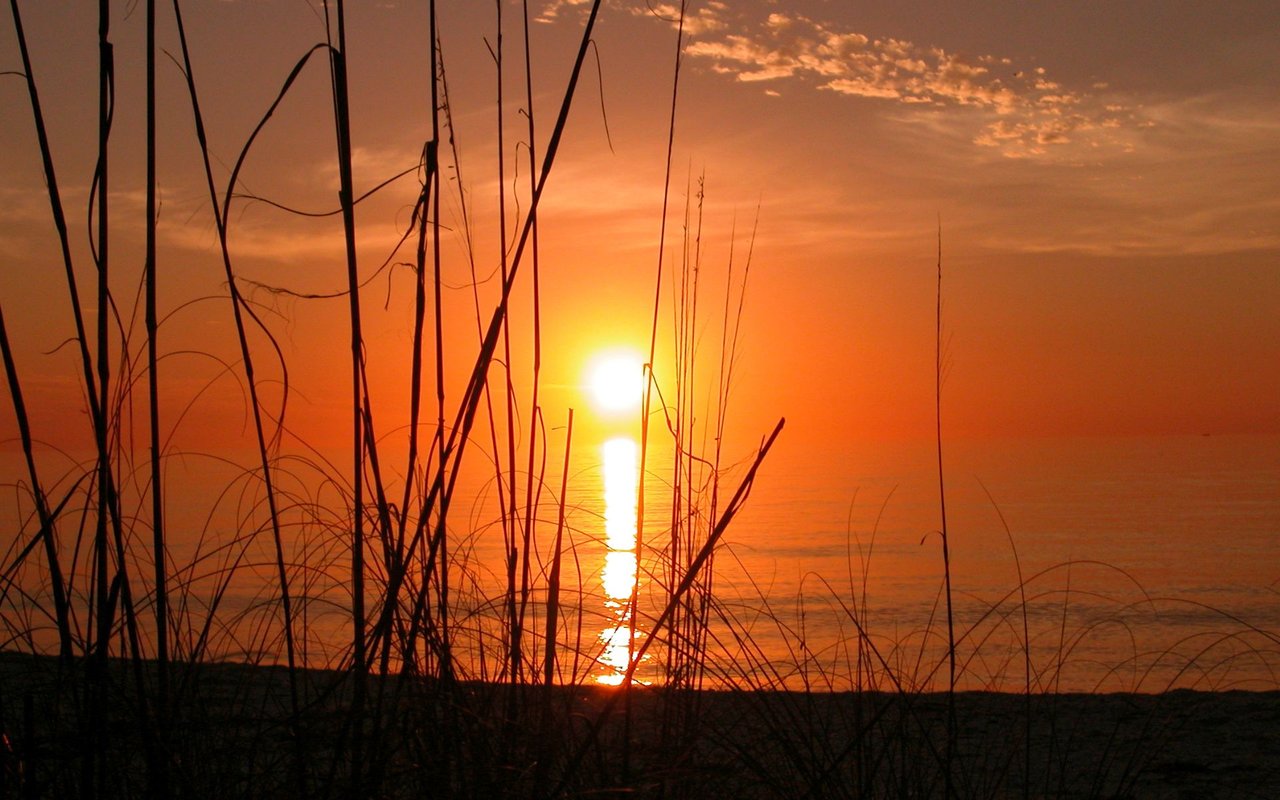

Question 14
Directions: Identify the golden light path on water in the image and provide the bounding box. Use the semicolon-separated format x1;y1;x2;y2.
597;436;640;685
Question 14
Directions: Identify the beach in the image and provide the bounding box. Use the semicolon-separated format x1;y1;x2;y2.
2;651;1276;798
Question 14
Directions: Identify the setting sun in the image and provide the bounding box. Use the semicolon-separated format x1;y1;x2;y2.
587;351;645;413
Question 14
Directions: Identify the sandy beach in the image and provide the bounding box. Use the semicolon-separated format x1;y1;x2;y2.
1;651;1276;798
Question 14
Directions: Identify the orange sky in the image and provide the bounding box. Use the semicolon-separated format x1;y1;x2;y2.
1;0;1277;465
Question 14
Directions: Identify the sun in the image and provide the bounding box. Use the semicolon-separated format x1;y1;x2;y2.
587;351;645;413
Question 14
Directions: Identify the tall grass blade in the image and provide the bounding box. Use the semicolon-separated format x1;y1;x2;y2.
169;2;310;785
323;1;370;790
935;219;957;797
0;305;72;659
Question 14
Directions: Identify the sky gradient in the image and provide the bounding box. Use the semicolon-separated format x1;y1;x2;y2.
1;0;1277;462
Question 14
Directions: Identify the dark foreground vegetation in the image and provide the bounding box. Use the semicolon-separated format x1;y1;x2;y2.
3;651;1278;799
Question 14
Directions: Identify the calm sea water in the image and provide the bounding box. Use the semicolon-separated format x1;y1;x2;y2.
2;433;1276;692
703;432;1280;691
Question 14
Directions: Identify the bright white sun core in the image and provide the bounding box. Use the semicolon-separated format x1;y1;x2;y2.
587;351;645;414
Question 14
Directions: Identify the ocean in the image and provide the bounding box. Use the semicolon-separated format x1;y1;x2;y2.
685;432;1280;691
2;432;1275;692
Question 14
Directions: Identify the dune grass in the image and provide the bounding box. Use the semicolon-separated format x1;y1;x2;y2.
2;1;1279;798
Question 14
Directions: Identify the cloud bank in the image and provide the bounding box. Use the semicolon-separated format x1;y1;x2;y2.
631;5;1143;159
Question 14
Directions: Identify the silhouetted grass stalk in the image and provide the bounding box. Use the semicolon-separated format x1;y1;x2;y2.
935;220;958;797
552;416;784;798
0;306;73;662
490;0;522;691
143;0;172;790
321;0;371;788
519;0;547;703
633;0;689;772
169;2;308;786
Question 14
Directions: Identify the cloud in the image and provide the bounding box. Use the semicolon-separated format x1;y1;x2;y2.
535;0;592;24
539;0;728;33
314;144;423;186
667;9;1142;159
631;2;727;36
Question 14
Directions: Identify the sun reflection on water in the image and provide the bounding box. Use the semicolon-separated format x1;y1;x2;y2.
601;550;637;601
602;438;638;550
597;436;643;684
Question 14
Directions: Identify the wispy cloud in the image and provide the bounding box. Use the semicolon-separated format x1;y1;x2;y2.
641;8;1143;159
629;2;729;36
535;0;593;24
